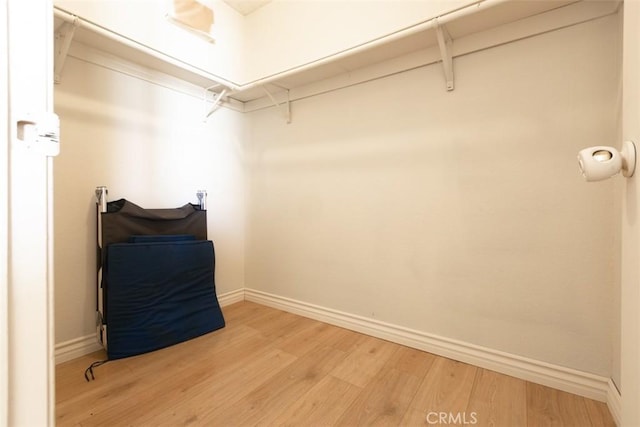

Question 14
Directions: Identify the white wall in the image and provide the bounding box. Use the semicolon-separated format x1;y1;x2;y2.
621;1;640;424
0;1;8;422
611;2;624;395
53;54;246;344
246;15;620;376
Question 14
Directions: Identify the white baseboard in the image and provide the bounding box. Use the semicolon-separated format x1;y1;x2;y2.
55;334;103;365
218;288;245;306
53;287;617;412
244;288;611;403
607;378;621;426
54;288;245;364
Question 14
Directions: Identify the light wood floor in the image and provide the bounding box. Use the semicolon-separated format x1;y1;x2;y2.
56;301;615;426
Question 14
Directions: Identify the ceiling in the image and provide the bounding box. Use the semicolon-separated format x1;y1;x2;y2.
222;0;272;15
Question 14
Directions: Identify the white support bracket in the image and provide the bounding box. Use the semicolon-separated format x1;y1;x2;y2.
434;19;454;91
54;18;79;84
262;85;291;124
203;85;227;121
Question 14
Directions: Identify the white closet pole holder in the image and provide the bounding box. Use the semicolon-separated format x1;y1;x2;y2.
434;19;454;91
54;18;80;84
203;86;227;121
262;85;291;124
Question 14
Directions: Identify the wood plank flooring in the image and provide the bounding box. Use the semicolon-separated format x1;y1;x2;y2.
56;301;615;426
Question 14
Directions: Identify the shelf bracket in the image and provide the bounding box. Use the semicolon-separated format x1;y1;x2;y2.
262;85;291;124
434;19;454;91
54;18;79;84
203;86;227;121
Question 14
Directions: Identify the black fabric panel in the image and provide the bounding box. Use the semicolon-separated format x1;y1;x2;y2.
101;199;207;249
128;234;195;243
104;240;225;360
